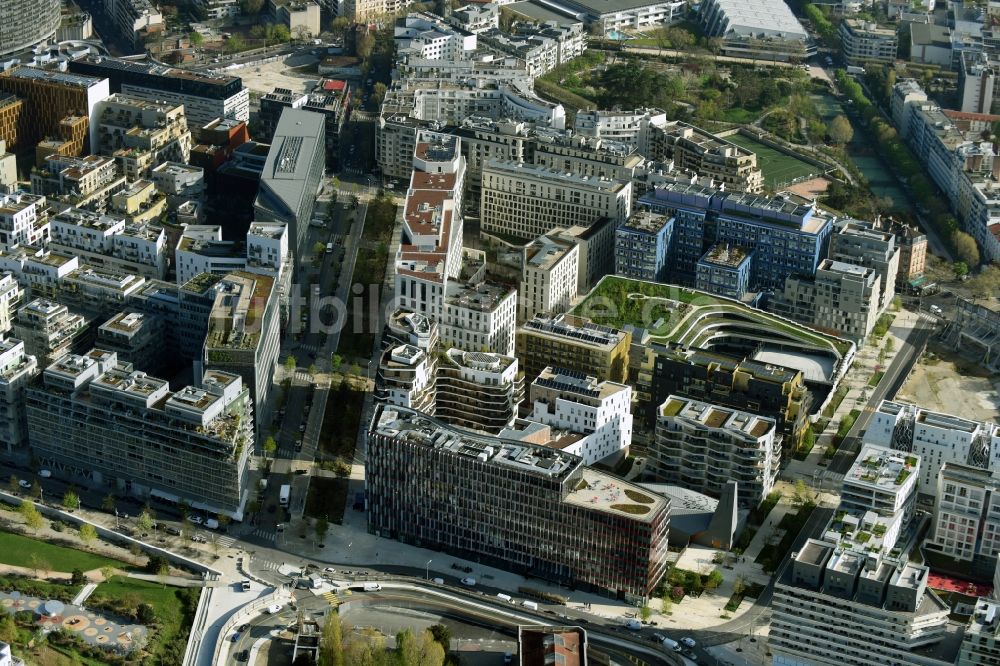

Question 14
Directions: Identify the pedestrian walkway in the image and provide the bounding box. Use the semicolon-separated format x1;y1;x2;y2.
742;503;794;562
214;535;237;548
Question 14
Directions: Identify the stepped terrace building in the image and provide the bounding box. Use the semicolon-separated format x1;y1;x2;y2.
25;351;252;519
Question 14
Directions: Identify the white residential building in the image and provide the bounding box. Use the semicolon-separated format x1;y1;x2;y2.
524;366;631;465
840;444;920;552
11;298;87;367
0;338;37;452
519;234;579;321
395;13;477;60
49;207;167;280
0;192;49;252
374;343;436;415
175;226;248;285
865;400;1000;494
0;273;21;335
150;162;204;203
441;280;517;357
435;347;523;434
652;394;780;508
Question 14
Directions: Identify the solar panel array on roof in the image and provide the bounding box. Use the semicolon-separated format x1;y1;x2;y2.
535;376;600;399
527;319;614;345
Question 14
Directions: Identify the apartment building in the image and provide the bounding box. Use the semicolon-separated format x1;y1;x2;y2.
26;351;252;518
441;280;517;357
367;404;671;602
0;191;50;252
395;13;477;61
382;309;439;353
645;121;763;193
203;271;281;435
374;343;437;414
0;246;79;298
531;131;644;186
48;207;167;280
547;0;685;35
0;0;60;56
517;314;631;385
639;183;833;291
959;51;997;115
959;598;1000;665
695;243;752;301
770;538;952;666
865;400;1000;495
94;95;192;180
70;55;249;126
652;395;779;508
435;348;523;434
0;66;109;153
928;463;1000;563
770;443;958;666
108;180;165;226
449;4;499;34
519;234;579;321
637;342;812;448
0;273;20;335
96;311;165;376
30;154;126;213
150;162;204;203
615;211;673;283
253;108;325;274
771;259;881;344
258;84;351;169
55;266;147;319
193;0;240;19
574;108;667;150
101;0;162;48
11;299;87;367
481;160;631;241
548;221;617;294
700;0;814;60
0;338;37;452
830;220;900;312
525;366;632;465
840;20;899;66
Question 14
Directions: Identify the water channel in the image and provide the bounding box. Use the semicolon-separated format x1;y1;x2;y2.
811;92;912;213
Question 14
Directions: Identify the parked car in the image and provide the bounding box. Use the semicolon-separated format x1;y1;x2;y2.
17;480;30;489
189;516;203;525
266;604;283;614
235;650;249;662
681;636;697;648
38;470;51;478
460;577;476;587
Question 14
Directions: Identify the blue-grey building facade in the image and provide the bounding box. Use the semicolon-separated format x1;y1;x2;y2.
639;184;834;293
614;211;673;282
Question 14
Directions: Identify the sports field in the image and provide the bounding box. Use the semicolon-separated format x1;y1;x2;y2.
724;133;820;188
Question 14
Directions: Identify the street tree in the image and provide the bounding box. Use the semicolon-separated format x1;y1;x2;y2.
137;511;155;534
639;605;652;621
19;501;43;532
79;523;98;545
189;31;203;47
317;611;344;666
331;354;343;372
953;231;981;267
102;494;116;513
62;490;80;511
263;436;278;459
285;355;297;372
308;363;318;377
953;261;969;278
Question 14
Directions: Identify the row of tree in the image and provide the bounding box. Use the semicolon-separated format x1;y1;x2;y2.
316;613;453;666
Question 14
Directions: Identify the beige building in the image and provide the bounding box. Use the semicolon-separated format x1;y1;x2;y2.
646;121;763;193
94;94;192;180
519;234;579;322
517;313;631;385
481;160;631;241
840;19;898;67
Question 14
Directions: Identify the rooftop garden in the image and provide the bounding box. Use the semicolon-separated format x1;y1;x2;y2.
573;277;851;358
624;489;655;504
610;503;651;515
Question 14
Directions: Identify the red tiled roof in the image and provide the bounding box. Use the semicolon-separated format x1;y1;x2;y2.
323;79;347;91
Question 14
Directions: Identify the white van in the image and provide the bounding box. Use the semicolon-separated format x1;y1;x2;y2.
496;593;513;603
624;618;642;631
929;304;943;316
662;637;681;652
363;582;382;592
521;600;538;611
205;518;219;530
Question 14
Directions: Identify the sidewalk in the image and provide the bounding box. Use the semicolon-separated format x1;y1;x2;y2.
787;307;924;479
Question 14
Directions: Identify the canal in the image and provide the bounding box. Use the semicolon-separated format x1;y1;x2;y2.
811;92;912;213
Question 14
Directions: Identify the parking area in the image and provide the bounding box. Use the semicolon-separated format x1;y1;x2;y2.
896;343;1000;422
234;56;320;95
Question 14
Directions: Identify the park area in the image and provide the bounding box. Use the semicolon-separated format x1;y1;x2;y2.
0;523;199;665
724;133;822;189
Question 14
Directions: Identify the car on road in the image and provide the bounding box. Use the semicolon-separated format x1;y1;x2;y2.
681;636;697;648
266;604;283;614
17;480;30;489
237;624;250;633
231;632;240;642
165;526;181;536
460;577;476;586
38;470;51;478
324;567;336;573
189;516;203;525
235;650;250;662
624;619;642;631
652;633;665;642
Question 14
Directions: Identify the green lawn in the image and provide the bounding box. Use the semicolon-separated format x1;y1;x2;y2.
724;133;820;188
89;576;199;664
0;531;127;572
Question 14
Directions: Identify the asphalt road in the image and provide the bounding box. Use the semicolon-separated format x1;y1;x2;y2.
827;315;936;475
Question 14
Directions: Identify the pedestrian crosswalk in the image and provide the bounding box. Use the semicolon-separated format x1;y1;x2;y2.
255;559;282;572
214;535;237;548
246;527;276;541
322;591;339;605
